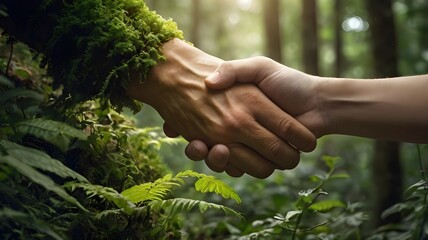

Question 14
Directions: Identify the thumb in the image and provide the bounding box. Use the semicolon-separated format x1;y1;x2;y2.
205;62;237;89
205;57;270;89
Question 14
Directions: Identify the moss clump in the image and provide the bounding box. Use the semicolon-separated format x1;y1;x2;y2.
4;0;184;112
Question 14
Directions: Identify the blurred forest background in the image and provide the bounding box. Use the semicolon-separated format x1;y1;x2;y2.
139;0;428;238
0;0;427;239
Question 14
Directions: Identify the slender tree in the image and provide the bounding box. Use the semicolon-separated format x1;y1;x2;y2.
263;0;282;63
334;0;344;77
301;0;319;75
190;0;201;47
365;0;403;227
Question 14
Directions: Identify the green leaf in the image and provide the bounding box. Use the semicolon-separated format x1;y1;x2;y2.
308;200;345;212
15;118;87;152
295;195;313;210
330;173;350;179
64;182;135;214
13;68;31;80
285;210;302;222
404;180;427;198
0;88;43;105
175;169;207;178
310;174;326;182
121;174;182;203
381;203;414;219
299;188;316;197
150;198;243;220
0;155;87;211
194;176;241;204
0;207;64;240
122;170;241;204
322;156;341;172
0;140;87;182
0;74;14;87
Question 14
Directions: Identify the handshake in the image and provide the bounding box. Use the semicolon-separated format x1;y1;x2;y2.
127;39;428;178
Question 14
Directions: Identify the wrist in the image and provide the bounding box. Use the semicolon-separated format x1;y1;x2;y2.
127;38;223;111
315;76;378;138
304;75;331;138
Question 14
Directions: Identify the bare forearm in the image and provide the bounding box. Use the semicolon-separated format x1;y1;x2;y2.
317;74;428;143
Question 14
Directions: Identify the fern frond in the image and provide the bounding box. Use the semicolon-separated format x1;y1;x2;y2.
64;182;135;214
0;140;87;182
177;170;241;203
15;118;87;152
94;209;123;220
0;155;87;211
175;169;207;178
150;198;243;220
121;170;241;204
195;176;241;204
121;174;183;203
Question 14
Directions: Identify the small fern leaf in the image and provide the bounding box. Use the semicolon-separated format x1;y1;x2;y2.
175;169;207;179
121;174;183;203
94;209;123;220
15;118;87;152
0;140;87;182
195;176;241;204
150;198;243;220
0;155;87;211
64;182;135;214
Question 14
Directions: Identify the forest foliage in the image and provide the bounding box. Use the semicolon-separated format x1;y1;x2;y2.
1;0;428;239
0;38;242;239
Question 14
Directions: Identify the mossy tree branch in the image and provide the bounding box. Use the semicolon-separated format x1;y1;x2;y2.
1;0;184;112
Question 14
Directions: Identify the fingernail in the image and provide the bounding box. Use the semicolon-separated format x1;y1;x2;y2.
206;71;220;84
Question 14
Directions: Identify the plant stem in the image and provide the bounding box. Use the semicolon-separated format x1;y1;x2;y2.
5;43;13;76
416;144;427;240
292;192;324;240
417;145;426;181
304;208;346;232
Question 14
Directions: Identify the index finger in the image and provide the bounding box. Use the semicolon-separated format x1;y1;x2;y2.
253;98;316;152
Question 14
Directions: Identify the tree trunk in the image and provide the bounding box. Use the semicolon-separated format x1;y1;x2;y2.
301;0;319;75
190;0;201;47
333;0;344;77
263;0;282;63
365;0;402;227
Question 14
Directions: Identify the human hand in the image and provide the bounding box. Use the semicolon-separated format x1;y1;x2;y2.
127;40;316;178
180;56;326;170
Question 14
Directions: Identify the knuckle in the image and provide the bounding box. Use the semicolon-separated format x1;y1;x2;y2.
252;56;272;65
252;56;277;69
277;116;293;138
265;140;283;158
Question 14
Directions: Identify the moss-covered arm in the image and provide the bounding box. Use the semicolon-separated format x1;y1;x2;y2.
1;0;317;178
1;0;183;111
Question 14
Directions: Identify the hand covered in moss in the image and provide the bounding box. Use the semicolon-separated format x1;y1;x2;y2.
127;39;316;178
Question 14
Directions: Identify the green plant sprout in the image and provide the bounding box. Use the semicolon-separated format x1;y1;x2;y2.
232;156;368;240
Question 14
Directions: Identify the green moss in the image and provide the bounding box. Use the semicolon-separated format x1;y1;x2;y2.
39;0;183;112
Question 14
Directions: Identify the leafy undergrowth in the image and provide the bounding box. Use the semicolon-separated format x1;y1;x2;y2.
1;31;427;240
0;35;242;239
